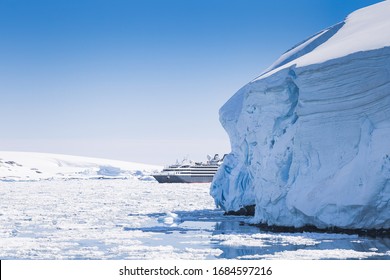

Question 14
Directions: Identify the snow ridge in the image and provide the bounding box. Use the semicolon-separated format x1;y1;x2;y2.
255;0;390;80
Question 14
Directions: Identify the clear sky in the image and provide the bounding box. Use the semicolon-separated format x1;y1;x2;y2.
0;0;383;165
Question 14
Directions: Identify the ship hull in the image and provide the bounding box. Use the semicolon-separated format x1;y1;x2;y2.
153;174;213;183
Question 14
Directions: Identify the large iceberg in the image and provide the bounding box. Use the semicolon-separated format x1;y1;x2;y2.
211;1;390;230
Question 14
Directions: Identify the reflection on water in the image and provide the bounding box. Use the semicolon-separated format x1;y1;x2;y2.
124;209;390;260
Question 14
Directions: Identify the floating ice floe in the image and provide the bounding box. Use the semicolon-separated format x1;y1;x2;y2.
158;212;182;227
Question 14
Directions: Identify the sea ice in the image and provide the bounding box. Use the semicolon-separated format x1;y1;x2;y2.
1;180;389;259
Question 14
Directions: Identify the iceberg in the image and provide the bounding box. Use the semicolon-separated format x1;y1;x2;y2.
211;1;390;230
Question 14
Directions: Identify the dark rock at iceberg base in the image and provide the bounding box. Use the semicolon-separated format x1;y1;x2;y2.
224;205;256;216
253;223;390;238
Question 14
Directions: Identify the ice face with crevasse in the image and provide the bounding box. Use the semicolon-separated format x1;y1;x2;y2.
211;1;390;230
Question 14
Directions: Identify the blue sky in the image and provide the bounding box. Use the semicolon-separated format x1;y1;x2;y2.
0;0;383;165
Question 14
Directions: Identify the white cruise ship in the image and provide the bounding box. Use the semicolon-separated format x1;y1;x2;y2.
152;154;225;183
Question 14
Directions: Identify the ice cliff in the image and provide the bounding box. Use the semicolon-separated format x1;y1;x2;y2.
211;1;390;230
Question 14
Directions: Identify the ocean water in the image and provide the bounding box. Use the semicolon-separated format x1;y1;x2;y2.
0;180;389;260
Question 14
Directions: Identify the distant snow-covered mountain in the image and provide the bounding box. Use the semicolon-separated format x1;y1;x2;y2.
0;151;162;181
211;1;390;230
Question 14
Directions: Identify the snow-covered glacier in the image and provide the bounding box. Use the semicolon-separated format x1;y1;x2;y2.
211;1;390;230
0;151;161;181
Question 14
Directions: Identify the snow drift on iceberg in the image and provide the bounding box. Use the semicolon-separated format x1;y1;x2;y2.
211;1;390;230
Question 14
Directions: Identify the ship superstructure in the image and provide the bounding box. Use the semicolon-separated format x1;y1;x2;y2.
153;154;224;183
